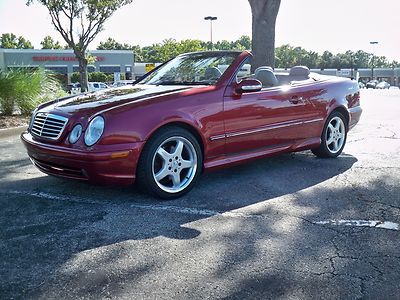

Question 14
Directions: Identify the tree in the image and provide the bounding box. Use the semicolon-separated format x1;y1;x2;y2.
27;0;133;92
236;35;252;50
389;61;400;68
98;37;132;50
248;0;281;70
353;50;371;69
0;33;34;49
41;35;62;49
318;51;334;69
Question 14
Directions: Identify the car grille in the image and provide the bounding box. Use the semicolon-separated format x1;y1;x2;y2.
31;113;68;140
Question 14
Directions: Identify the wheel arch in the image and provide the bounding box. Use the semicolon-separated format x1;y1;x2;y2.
135;120;205;199
142;120;206;160
329;105;350;129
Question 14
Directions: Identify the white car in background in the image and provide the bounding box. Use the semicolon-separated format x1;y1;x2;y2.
112;80;134;87
88;82;109;92
376;81;390;89
68;82;110;94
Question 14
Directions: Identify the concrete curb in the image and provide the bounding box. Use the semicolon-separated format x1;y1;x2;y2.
0;126;27;139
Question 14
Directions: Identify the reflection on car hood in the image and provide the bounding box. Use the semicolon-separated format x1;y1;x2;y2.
43;84;193;115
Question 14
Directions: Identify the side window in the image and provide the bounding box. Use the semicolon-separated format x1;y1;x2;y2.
235;57;252;83
94;83;99;88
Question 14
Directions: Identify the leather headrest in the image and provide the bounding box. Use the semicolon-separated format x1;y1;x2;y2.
289;66;310;76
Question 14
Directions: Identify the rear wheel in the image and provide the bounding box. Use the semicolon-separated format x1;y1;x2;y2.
137;127;202;199
312;111;347;158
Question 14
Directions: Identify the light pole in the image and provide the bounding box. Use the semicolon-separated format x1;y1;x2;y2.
370;41;379;80
204;16;217;50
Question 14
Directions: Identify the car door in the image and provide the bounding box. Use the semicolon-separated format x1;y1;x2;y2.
223;82;323;156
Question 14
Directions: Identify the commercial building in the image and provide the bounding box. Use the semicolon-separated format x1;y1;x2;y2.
0;49;134;83
309;68;400;86
1;49;399;86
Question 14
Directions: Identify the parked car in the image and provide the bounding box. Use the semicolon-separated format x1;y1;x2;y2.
21;51;362;199
112;80;134;88
67;82;109;94
376;81;390;89
66;83;81;95
88;82;109;92
358;81;365;89
366;80;379;89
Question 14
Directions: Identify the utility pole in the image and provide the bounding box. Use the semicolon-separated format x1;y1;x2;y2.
204;16;217;50
370;41;379;80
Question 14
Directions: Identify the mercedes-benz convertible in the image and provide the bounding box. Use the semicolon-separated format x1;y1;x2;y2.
21;51;362;199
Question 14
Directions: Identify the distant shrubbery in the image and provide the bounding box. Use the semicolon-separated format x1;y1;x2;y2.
70;71;115;84
98;37;400;68
0;68;66;116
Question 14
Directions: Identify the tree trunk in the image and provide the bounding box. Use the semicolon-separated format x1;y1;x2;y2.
248;0;281;71
76;53;89;92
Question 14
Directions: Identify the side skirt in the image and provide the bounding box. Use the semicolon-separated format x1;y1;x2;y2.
203;137;321;172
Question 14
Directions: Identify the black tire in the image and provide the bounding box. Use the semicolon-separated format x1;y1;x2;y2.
136;126;203;199
312;111;347;158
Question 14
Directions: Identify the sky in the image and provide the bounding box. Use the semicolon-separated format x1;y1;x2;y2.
0;0;399;61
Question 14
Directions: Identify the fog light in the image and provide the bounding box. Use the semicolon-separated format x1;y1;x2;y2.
69;124;82;144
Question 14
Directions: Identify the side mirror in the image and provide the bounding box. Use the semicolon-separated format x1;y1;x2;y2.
235;78;262;94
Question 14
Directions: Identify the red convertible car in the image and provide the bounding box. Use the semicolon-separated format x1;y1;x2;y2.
21;51;362;199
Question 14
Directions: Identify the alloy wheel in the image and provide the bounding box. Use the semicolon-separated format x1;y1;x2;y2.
151;136;198;193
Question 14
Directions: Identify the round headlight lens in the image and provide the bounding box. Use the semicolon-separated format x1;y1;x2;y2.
84;116;104;146
69;124;83;144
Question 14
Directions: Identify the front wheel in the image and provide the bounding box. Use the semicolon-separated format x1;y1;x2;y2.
136;127;203;199
312;111;347;158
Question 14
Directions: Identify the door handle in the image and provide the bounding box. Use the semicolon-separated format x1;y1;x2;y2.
289;96;303;104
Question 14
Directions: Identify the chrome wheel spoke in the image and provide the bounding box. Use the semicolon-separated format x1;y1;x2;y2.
173;140;184;158
181;159;194;169
334;121;341;130
327;136;335;145
157;147;171;162
328;123;335;133
333;140;339;150
171;172;181;187
155;166;170;181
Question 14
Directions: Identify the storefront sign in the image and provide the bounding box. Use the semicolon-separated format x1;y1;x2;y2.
145;63;155;73
336;70;351;76
32;56;105;62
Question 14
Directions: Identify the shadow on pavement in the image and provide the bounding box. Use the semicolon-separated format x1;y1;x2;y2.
0;151;362;298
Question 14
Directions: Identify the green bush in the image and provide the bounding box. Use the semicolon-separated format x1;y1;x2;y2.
0;68;66;116
89;71;108;82
70;71;114;84
70;72;80;83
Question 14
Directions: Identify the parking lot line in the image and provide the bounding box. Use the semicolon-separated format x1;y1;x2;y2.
4;190;399;232
4;189;273;220
315;220;399;231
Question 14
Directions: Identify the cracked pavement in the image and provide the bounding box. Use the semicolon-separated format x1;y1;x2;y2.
0;89;399;299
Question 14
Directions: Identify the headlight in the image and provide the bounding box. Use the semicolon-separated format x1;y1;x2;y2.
69;124;82;144
84;116;104;146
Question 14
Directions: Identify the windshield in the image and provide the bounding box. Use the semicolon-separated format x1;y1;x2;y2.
139;52;239;86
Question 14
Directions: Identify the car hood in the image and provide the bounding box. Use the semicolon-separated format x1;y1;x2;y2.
40;84;194;116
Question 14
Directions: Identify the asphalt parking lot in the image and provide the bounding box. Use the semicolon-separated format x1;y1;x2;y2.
1;89;399;299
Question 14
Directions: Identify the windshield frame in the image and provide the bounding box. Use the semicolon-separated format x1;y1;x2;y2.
137;51;242;86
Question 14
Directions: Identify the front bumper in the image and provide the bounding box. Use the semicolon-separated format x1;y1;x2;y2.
21;132;144;185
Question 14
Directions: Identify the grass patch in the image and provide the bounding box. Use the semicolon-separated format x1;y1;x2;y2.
0;68;67;116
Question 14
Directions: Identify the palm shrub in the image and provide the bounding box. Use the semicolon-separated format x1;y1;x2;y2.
0;68;65;116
